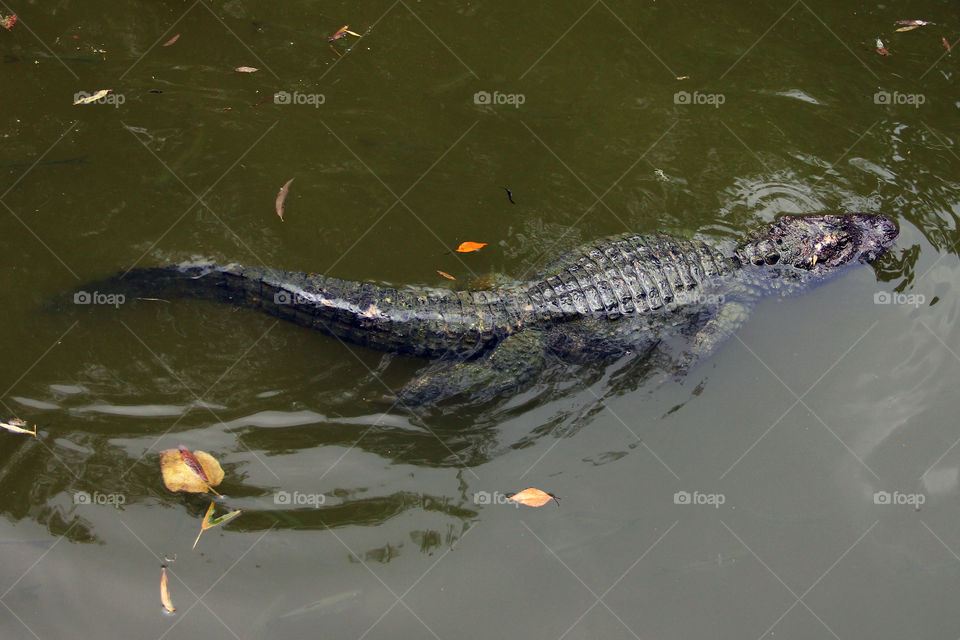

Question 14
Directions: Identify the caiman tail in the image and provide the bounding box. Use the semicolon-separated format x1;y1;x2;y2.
105;263;530;359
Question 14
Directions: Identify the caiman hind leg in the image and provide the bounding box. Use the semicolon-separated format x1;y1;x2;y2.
396;330;550;405
672;300;753;375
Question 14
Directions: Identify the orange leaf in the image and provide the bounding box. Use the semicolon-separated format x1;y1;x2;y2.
508;488;557;507
436;270;456;280
943;37;952;54
160;567;175;612
455;241;487;253
162;34;180;47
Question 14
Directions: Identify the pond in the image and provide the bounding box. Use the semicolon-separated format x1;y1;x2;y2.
1;1;958;638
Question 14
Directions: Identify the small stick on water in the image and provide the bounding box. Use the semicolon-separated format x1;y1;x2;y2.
502;186;516;204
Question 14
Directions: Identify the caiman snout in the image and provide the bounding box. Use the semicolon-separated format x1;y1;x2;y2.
848;213;899;263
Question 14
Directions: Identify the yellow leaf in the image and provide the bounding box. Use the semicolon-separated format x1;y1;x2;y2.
73;89;111;105
159;448;224;494
160;567;175;612
895;25;920;32
235;66;259;73
0;419;36;437
455;241;487;253
508;488;557;507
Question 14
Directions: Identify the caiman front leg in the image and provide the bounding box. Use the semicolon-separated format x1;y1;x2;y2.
673;300;753;375
396;330;549;405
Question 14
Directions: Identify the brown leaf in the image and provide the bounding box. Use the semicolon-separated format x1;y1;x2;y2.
160;448;224;494
436;270;456;280
0;14;17;30
455;241;487;253
275;178;294;221
235;66;259;73
943;37;952;54
160;567;175;612
178;445;210;483
508;488;557;507
162;34;180;47
328;25;350;42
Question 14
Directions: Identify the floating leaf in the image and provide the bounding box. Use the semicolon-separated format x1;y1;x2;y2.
943;37;952;54
875;38;890;56
894;20;934;27
193;502;243;549
160;567;175;612
275;177;294;221
455;241;487;253
235;66;259;73
73;89;112;105
0;14;17;30
328;25;350;42
178;445;210;483
508;488;558;507
160;448;224;495
0;419;37;437
675;75;690;80
436;270;456;280
895;25;920;32
162;34;180;47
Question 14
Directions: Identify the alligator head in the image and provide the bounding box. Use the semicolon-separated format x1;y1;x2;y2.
736;214;898;275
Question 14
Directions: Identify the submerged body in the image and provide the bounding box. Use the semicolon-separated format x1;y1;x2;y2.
110;214;897;403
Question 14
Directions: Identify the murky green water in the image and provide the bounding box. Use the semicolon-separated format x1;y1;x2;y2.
2;1;959;638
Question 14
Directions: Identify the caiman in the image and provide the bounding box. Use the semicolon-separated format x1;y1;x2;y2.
95;214;897;404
